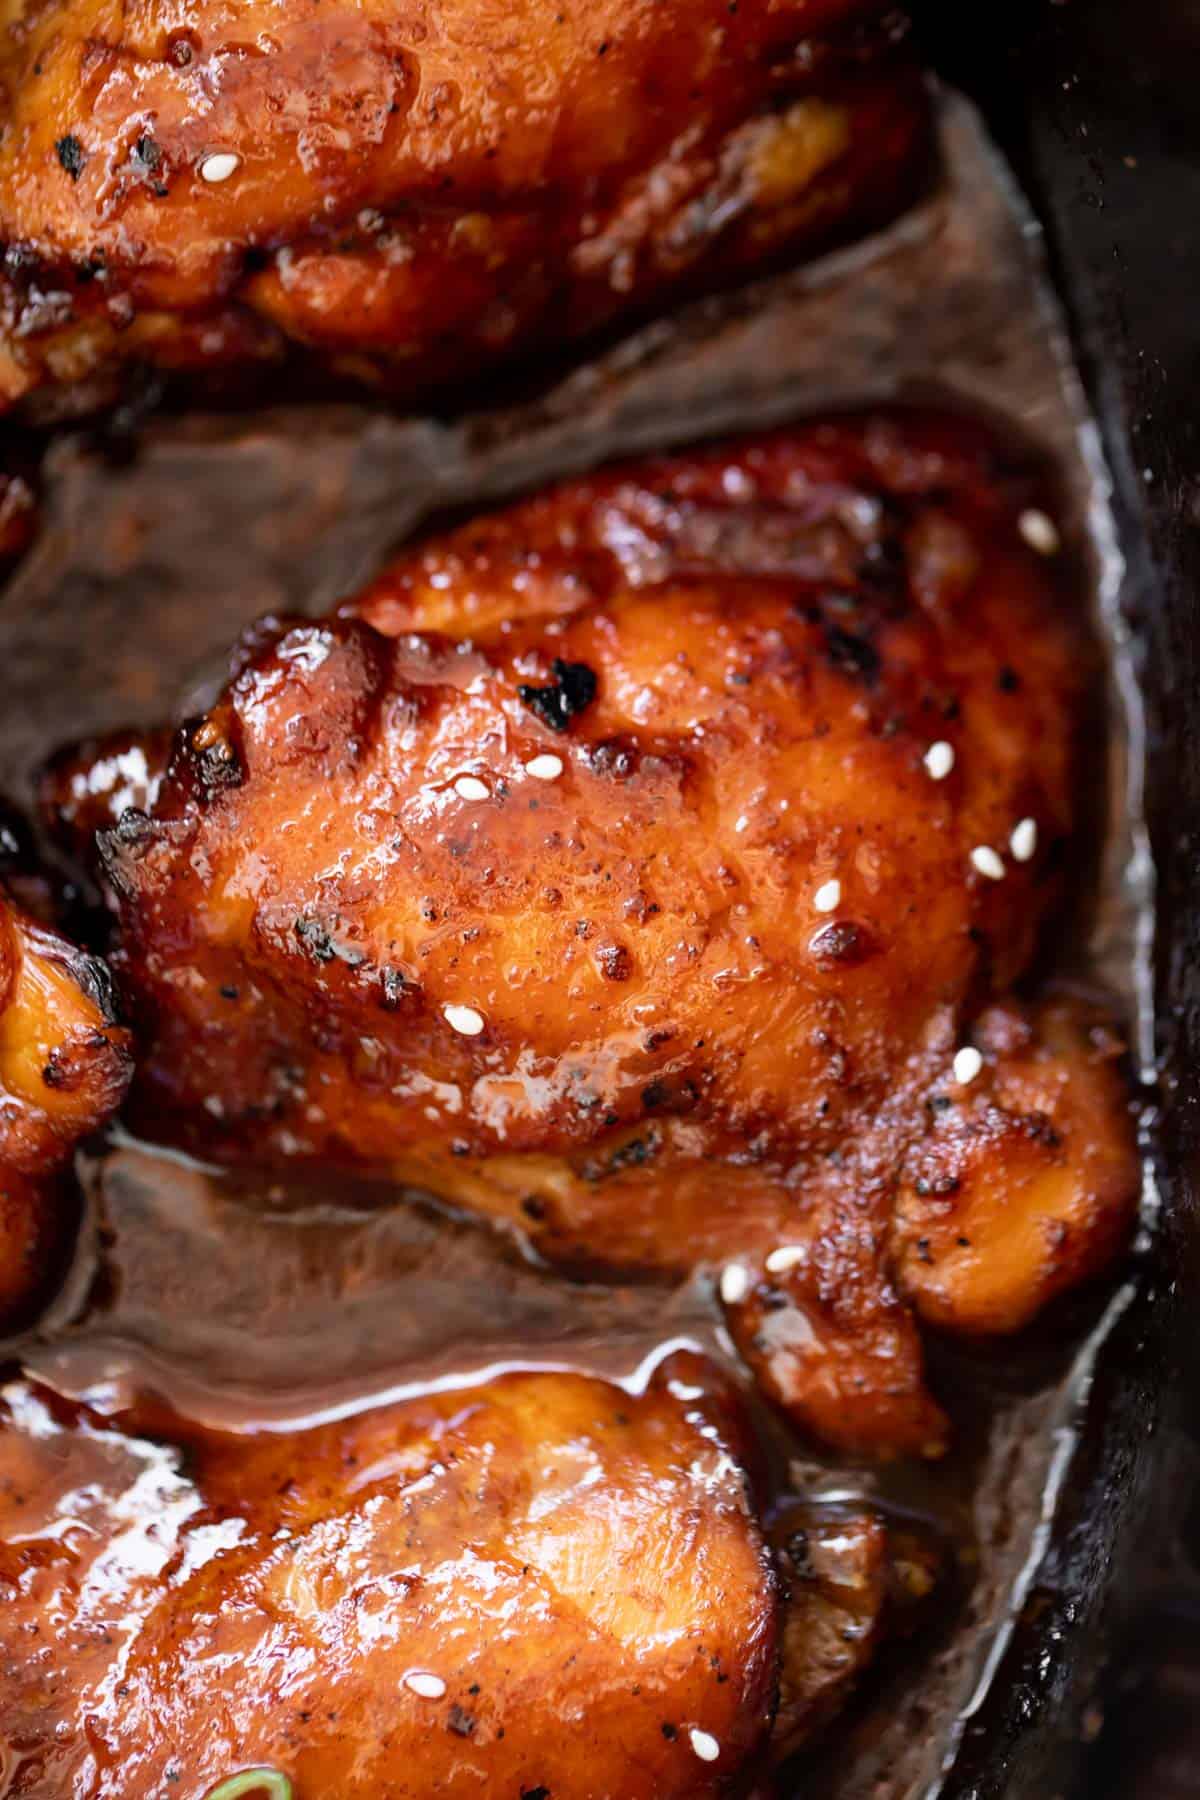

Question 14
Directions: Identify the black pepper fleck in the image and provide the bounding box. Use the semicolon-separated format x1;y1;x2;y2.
56;135;85;179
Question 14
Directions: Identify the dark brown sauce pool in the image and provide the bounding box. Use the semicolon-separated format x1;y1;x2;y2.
0;95;1155;1798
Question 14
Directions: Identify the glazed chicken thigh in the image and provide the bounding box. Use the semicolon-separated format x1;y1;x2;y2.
0;0;927;416
0;885;131;1327
0;1359;782;1796
82;412;1137;1456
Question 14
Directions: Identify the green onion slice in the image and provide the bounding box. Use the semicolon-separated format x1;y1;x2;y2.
204;1770;293;1800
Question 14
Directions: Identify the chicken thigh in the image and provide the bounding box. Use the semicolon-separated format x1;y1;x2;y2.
0;0;927;416
81;412;1137;1454
0;1358;781;1797
0;879;131;1327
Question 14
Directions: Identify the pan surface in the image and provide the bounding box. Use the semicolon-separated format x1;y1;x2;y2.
0;15;1183;1790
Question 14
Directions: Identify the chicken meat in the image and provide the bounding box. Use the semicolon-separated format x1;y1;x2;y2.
0;0;928;417
61;411;1137;1455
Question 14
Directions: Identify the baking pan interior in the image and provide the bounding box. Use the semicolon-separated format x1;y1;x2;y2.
0;86;1163;1799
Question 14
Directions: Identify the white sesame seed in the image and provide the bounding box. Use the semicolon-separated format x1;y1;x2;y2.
1018;509;1060;556
1009;816;1038;862
404;1671;446;1700
952;1045;983;1085
924;740;955;781
719;1263;750;1306
689;1729;720;1763
442;1004;484;1036
524;753;564;782
969;845;1006;881
813;878;841;913
198;151;241;183
765;1244;806;1275
453;775;489;802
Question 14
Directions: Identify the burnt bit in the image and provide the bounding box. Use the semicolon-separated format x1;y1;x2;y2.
446;1706;476;1738
179;717;243;793
55;135;85;179
912;1173;961;1198
518;659;597;733
293;916;335;964
133;134;162;171
856;524;908;600
132;133;169;195
589;737;637;779
623;891;659;924
809;920;876;966
380;965;417;1009
661;1723;678;1742
824;625;881;685
521;1789;551;1800
595;940;632;982
99;807;157;879
67;947;122;1022
581;1126;663;1183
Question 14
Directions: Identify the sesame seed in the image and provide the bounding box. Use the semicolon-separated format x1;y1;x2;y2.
453;775;489;801
404;1671;446;1699
198;151;241;183
1010;816;1038;862
970;845;1006;881
1018;509;1060;556
764;1244;806;1275
719;1263;750;1306
689;1729;720;1763
953;1045;983;1085
813;878;840;913
443;1004;484;1036
924;740;955;781
525;753;564;781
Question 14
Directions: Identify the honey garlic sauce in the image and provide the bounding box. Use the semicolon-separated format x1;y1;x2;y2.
25;1133;721;1434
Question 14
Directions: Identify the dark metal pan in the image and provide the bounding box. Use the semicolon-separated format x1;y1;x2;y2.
909;1;1200;1794
0;2;1193;1793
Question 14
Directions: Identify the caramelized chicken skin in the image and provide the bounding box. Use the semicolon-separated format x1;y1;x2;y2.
88;413;1138;1454
0;1359;781;1797
40;726;171;865
0;0;927;416
0;888;131;1325
891;997;1137;1334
